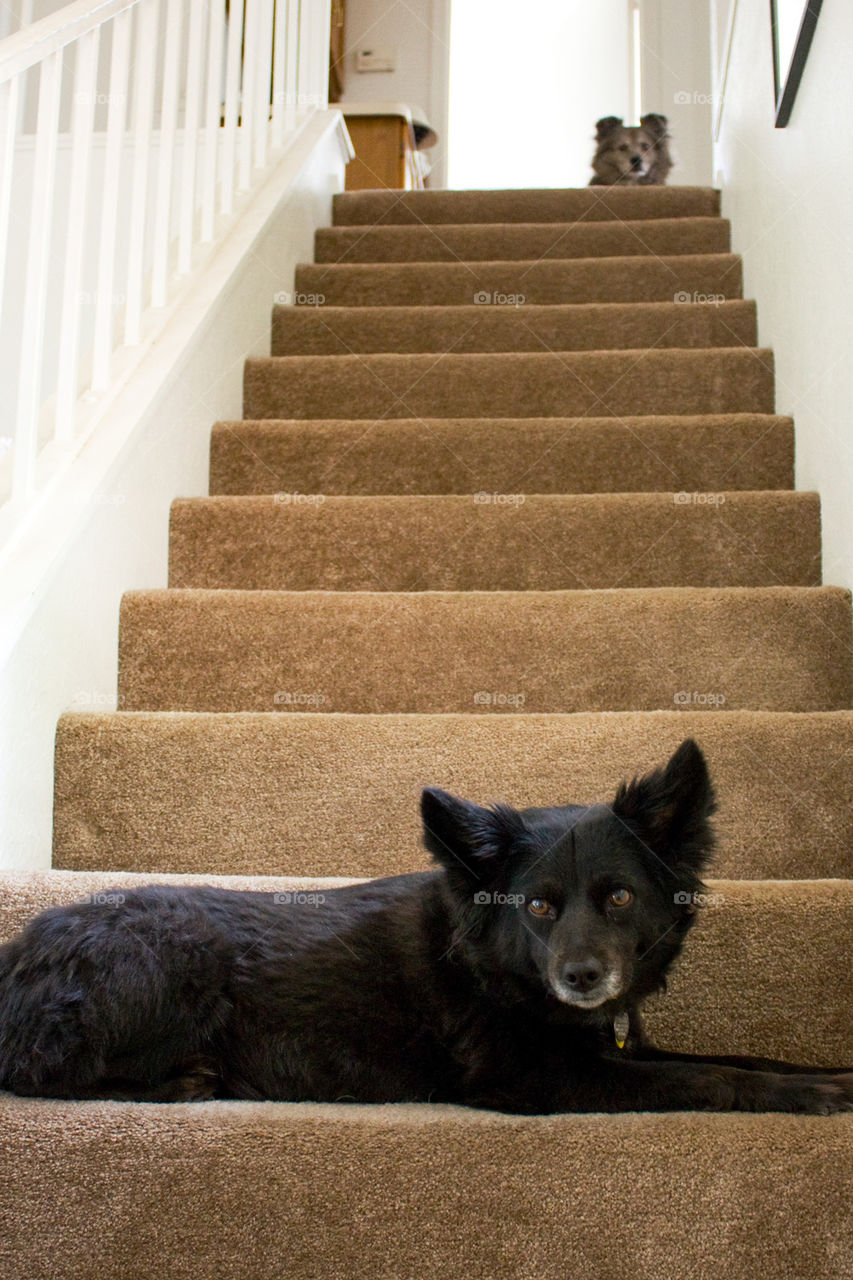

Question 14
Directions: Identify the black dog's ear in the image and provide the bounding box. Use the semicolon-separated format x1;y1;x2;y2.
640;112;669;138
421;787;526;880
595;115;623;140
611;738;716;875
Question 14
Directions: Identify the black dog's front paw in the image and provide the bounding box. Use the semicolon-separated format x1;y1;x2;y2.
761;1071;853;1115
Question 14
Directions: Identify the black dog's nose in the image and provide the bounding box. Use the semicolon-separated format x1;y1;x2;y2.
630;154;642;166
562;958;603;992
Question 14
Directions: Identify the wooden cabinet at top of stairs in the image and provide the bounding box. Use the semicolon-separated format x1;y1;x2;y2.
343;108;425;190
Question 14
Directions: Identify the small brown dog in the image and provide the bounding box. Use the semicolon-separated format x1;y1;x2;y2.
589;114;673;186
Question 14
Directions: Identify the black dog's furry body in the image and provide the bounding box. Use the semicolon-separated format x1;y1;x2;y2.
1;740;851;1113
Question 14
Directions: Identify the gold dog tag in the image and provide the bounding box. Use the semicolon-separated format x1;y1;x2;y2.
613;1011;630;1050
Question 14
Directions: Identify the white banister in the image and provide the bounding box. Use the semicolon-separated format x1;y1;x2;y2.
151;0;181;306
220;0;244;215
56;24;100;438
0;0;332;530
123;0;157;346
0;0;133;82
200;0;225;242
0;76;20;336
178;0;206;276
286;0;299;131
271;0;287;150
253;0;274;171
14;47;62;501
91;3;131;389
238;0;258;191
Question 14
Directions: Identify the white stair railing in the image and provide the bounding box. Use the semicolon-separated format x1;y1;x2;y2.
0;0;331;535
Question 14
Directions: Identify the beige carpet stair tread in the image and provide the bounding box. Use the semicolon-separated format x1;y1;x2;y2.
332;186;723;225
116;586;851;715
271;300;758;355
168;492;821;592
314;217;732;262
3;1094;849;1280
2;871;852;1065
243;349;773;420
209;414;794;496
294;253;742;307
53;710;853;879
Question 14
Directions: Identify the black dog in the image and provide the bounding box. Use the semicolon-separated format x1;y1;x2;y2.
1;739;850;1113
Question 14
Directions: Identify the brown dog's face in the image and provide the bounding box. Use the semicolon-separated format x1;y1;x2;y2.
590;114;672;185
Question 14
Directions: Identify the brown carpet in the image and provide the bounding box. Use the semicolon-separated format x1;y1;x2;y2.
52;710;853;878
168;491;821;591
117;586;851;713
210;413;793;495
314;216;731;261
271;299;759;355
8;184;853;1278
3;1094;849;1280
294;253;742;305
243;349;772;419
331;186;722;223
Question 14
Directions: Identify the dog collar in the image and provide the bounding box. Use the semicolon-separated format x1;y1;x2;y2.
613;1012;630;1050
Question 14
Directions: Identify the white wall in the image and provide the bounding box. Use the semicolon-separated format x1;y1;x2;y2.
640;0;714;185
713;0;853;589
447;0;631;190
0;112;349;870
338;0;450;185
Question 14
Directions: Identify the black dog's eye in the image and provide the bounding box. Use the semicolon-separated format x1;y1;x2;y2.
608;887;633;907
640;142;650;150
528;898;555;919
619;144;629;151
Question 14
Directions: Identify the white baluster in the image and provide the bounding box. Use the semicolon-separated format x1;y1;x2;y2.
221;0;243;214
271;0;286;149
284;0;298;134
239;0;258;190
295;0;307;116
201;0;225;241
92;6;131;390
316;0;330;110
125;0;158;346
0;75;20;341
55;27;100;440
13;48;61;500
178;0;206;275
253;0;273;169
152;0;183;307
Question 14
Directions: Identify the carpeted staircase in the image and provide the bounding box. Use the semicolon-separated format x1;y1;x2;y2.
2;185;852;1279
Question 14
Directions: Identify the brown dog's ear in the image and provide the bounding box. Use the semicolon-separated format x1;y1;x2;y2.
595;116;623;141
640;113;669;139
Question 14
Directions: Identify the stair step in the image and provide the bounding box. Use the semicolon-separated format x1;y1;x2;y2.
271;300;757;355
2;1045;849;1280
2;871;852;1071
332;186;722;225
168;492;820;592
210;414;794;496
243;349;773;421
53;710;853;880
294;253;742;306
315;217;731;262
116;587;851;715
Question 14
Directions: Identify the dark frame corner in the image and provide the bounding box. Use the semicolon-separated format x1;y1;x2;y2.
770;0;824;127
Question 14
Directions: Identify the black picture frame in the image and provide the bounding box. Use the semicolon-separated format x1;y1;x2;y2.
770;0;824;127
